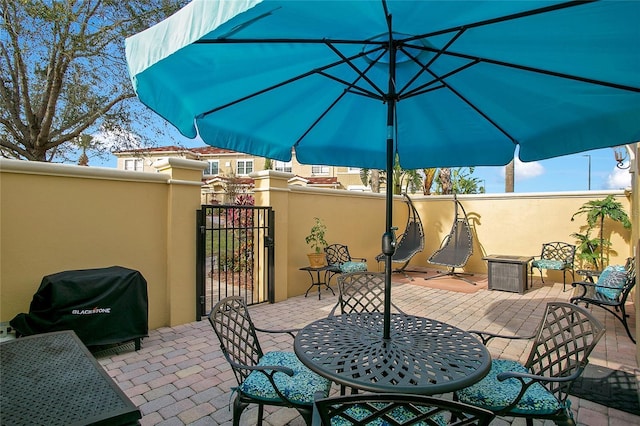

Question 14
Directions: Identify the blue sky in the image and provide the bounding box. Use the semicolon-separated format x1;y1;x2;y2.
473;147;632;194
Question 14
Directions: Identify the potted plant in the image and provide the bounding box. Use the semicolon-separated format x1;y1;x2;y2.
305;217;328;267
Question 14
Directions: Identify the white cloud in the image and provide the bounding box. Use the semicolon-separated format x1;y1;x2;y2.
606;167;631;189
91;128;142;151
500;158;545;180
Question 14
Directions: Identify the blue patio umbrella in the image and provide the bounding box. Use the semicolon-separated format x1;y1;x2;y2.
126;0;640;338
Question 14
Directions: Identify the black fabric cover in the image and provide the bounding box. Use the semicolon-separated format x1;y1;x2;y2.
10;266;148;347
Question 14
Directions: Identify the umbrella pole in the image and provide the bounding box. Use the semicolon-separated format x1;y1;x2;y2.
383;7;397;341
383;134;394;340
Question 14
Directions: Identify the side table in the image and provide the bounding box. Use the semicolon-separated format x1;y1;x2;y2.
576;269;602;283
300;265;335;300
483;255;533;294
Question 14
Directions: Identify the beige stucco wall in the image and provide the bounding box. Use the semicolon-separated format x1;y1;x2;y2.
0;158;206;330
1;163;636;357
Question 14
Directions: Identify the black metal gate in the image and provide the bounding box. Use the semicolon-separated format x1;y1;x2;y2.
196;205;274;318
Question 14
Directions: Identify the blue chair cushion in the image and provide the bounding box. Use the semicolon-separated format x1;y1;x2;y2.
456;359;562;416
339;261;368;273
240;351;331;405
532;259;565;270
595;265;627;300
328;403;446;426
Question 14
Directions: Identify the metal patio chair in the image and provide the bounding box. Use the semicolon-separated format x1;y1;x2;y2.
324;244;367;285
455;301;605;425
571;257;636;343
530;241;576;291
208;296;331;426
312;392;495;426
426;195;474;284
375;193;425;280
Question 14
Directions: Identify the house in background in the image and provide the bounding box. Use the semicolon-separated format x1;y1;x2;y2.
113;145;367;203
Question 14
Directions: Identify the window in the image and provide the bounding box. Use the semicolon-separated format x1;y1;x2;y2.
124;158;143;172
274;160;292;173
237;160;254;175
204;160;219;176
347;167;361;174
312;165;329;175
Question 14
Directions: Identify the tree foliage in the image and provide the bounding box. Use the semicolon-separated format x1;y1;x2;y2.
0;0;187;162
434;167;483;194
570;195;631;269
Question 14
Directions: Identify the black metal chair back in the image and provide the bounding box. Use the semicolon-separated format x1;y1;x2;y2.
313;393;495;425
331;272;404;315
524;302;605;406
325;244;353;265
208;296;263;384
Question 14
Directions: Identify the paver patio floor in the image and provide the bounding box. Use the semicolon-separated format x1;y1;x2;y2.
97;273;639;426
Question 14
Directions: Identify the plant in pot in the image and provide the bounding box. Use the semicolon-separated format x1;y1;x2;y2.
305;217;328;267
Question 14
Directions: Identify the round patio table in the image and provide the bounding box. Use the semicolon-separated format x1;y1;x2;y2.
294;312;491;395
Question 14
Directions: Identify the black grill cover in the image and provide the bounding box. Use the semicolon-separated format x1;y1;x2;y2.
10;266;148;347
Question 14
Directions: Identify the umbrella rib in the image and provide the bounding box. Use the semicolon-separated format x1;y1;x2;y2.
198;45;383;118
400;60;477;99
400;0;595;45
422;67;518;145
425;47;640;93
324;41;386;98
293;86;350;148
397;29;466;96
295;47;388;145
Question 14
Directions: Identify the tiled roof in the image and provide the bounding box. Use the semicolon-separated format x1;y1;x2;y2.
115;145;237;155
306;177;338;185
190;146;238;155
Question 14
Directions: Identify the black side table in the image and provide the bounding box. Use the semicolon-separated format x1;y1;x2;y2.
576;269;602;283
300;266;335;300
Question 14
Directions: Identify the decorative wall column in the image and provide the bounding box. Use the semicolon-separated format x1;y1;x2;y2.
155;158;208;325
251;170;294;302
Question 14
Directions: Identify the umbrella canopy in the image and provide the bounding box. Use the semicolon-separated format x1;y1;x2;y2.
126;0;640;337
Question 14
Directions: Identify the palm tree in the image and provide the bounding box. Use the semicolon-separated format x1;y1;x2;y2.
439;168;452;194
423;168;437;195
571;195;631;268
505;159;515;192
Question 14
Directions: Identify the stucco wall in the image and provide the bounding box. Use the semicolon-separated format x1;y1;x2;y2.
0;158;206;330
1;164;634;348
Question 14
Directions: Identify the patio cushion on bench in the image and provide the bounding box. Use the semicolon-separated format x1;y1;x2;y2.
595;265;627;300
240;351;331;405
339;261;368;273
531;259;565;270
456;360;562;416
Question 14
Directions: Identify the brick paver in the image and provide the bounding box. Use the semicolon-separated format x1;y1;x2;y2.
97;274;638;425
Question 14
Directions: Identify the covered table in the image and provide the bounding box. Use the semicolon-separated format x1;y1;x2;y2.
294;312;491;394
0;330;141;425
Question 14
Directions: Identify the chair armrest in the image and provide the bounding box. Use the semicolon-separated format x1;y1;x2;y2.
570;280;598;300
254;326;298;339
497;367;582;384
468;330;535;346
352;257;367;262
327;301;340;317
492;367;583;414
221;351;295;377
